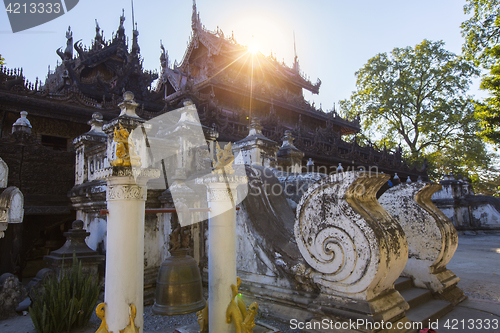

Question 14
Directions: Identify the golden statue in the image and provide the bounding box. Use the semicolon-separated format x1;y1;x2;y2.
111;124;131;167
226;277;258;333
197;302;209;332
95;303;111;333
119;303;139;333
212;142;235;174
110;124;142;167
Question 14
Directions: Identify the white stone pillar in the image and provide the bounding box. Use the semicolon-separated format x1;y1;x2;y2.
204;174;244;333
104;175;148;333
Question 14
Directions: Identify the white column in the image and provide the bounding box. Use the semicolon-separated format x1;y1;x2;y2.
104;175;147;333
207;180;239;333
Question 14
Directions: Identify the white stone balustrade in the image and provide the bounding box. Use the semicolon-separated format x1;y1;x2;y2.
379;182;466;305
294;171;410;327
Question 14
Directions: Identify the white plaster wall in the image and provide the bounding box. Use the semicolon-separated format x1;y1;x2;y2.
158;212;172;262
432;186;453;200
473;205;500;227
144;214;161;269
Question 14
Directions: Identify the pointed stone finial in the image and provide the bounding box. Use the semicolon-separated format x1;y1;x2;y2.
392;173;401;186
118;91;140;118
248;117;263;136
406;176;412;183
306;158;314;173
12;111;32;134
281;130;295;148
337;163;344;172
88;112;104;133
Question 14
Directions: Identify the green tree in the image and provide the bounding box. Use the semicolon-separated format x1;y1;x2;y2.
0;54;4;65
462;0;500;144
340;40;491;181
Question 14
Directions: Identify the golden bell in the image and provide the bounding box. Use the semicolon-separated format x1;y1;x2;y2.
153;248;206;315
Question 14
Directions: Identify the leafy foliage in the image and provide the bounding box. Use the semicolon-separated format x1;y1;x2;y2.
0;54;4;65
340;40;491;181
29;254;101;333
462;0;500;144
462;0;500;67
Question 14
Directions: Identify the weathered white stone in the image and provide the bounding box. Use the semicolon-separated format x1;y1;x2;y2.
294;171;410;325
199;173;246;333
380;182;465;305
105;176;148;333
0;157;8;188
0;187;24;224
11;111;32;134
0;186;24;239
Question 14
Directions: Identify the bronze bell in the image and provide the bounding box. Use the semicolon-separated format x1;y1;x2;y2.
153;248;206;315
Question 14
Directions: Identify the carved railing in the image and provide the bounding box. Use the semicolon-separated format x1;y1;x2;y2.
379;182;466;305
294;171;410;324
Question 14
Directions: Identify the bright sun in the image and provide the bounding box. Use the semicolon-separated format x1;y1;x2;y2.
248;36;260;54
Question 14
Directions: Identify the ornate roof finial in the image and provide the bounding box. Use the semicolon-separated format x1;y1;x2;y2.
160;40;168;68
117;9;125;40
131;23;140;54
293;31;299;73
131;0;135;32
191;0;201;31
93;19;103;49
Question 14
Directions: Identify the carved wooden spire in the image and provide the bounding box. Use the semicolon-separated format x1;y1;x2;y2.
191;0;202;31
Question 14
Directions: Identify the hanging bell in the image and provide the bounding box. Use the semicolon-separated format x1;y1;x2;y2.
153;248;206;315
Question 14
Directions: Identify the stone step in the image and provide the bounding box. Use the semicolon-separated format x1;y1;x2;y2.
395;277;413;292
399;287;432;308
405;299;453;327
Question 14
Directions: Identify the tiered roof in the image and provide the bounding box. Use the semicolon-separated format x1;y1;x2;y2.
45;11;160;108
159;1;325;107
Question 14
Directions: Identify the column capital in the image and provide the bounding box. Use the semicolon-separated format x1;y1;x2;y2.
106;184;147;201
96;166;161;181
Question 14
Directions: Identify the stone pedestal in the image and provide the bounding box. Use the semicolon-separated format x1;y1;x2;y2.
44;220;104;279
379;182;465;305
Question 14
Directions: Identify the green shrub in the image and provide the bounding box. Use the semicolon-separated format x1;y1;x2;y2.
29;254;101;333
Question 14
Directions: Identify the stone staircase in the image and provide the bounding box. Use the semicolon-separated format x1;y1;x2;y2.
396;277;453;327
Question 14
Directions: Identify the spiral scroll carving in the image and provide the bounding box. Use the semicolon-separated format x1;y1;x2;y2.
294;171;408;299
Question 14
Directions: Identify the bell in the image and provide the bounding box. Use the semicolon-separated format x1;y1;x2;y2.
153;248;206;315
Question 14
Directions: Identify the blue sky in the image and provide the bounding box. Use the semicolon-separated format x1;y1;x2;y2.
0;0;481;110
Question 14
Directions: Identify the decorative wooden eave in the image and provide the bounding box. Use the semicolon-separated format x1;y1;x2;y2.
171;0;321;95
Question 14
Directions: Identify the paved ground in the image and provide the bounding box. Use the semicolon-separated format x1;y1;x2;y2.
1;233;499;333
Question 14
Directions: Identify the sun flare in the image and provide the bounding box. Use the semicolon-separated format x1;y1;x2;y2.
248;40;260;54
